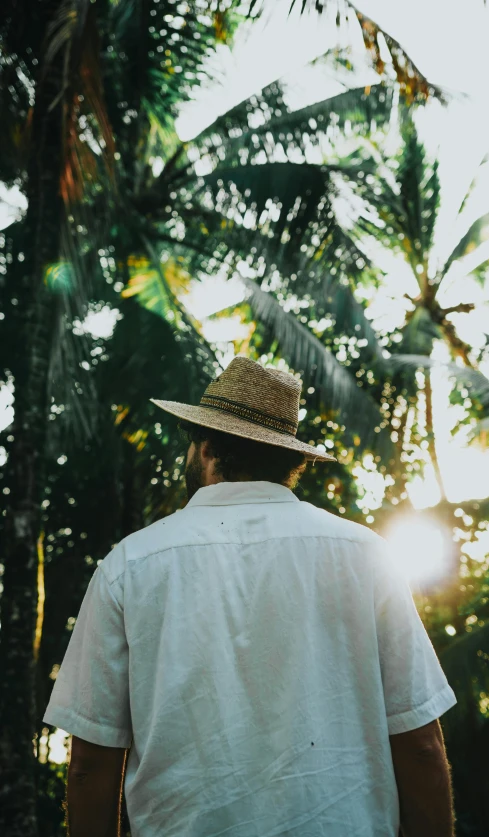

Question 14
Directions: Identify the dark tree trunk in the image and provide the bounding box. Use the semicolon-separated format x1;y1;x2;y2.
0;10;65;834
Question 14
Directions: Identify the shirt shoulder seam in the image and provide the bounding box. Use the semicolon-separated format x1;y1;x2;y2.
99;563;124;608
105;531;376;586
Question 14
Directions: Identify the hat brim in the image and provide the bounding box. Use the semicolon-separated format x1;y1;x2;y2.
150;399;336;463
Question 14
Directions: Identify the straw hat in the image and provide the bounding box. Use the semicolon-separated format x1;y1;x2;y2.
151;355;336;462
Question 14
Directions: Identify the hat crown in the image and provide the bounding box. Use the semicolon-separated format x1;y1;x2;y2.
200;356;301;436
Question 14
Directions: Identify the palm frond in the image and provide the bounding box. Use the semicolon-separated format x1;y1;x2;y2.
320;273;385;364
194;83;394;163
105;0;241;150
469;258;489;286
104;295;216;427
43;0;87;81
457;153;489;217
192;79;287;150
200;161;334;267
441;213;489;280
236;85;393;159
243;277;392;457
387;354;489;402
124;235;218;380
343;121;441;282
353;7;447;103
39;1;116;208
420;159;440;256
396;120;438;268
121;256;187;320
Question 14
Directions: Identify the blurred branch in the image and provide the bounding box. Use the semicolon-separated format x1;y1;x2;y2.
440;303;476;317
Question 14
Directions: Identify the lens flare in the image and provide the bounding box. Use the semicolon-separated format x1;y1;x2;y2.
385;518;450;586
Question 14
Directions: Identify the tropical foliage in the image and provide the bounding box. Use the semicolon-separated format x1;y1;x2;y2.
0;2;241;833
334;116;489;494
0;1;407;832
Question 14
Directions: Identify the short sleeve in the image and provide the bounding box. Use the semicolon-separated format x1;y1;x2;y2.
43;559;132;748
372;537;457;735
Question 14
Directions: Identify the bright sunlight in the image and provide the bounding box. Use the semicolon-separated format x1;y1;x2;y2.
385;518;451;587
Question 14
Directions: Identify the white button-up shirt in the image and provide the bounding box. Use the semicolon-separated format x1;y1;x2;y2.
44;480;456;837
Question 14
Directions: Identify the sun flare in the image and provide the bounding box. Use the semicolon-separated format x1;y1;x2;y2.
385;518;451;587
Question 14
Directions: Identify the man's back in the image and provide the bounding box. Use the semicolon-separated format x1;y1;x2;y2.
45;481;456;837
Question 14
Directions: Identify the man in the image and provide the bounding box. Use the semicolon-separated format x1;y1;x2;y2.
44;355;457;837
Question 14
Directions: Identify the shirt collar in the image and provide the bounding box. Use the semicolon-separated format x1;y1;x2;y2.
186;481;300;508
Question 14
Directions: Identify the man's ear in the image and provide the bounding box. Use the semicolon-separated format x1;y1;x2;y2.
200;438;213;462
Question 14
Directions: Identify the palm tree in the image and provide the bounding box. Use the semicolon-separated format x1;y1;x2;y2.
125;80;399;438
0;2;240;831
126;63;489;487
334;116;489;498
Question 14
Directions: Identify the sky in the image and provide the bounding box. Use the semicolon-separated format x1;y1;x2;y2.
2;0;489;515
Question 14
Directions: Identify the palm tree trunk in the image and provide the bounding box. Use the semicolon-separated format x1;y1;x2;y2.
425;371;445;501
0;295;54;837
0;13;65;834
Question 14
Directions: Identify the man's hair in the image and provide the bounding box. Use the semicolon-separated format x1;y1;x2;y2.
178;420;307;489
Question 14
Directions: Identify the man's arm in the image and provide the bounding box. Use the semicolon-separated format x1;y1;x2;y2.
66;736;127;837
390;719;455;837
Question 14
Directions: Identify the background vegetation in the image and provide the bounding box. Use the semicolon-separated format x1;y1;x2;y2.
1;1;489;835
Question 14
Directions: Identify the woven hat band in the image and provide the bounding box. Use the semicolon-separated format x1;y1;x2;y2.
199;394;298;436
